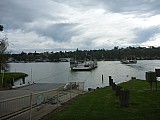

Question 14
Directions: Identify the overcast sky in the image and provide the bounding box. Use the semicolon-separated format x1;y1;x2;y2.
1;0;160;53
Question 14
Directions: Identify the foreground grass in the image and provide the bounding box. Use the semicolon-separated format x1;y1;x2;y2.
48;80;160;120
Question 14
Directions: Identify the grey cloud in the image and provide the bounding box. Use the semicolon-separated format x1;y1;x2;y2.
98;0;160;15
133;26;160;43
46;24;80;42
83;36;99;46
0;0;38;28
0;0;81;42
0;0;66;29
59;0;160;15
100;0;151;13
1;0;160;52
25;23;81;42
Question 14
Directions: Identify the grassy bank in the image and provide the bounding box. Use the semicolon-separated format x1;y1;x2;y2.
46;79;160;120
0;72;28;88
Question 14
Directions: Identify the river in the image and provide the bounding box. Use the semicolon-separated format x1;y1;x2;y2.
9;60;160;90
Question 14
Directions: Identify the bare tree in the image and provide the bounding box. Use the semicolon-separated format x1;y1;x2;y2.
0;37;8;53
0;25;9;73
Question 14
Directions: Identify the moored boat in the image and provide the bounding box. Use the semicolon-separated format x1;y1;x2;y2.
120;59;137;64
70;60;97;71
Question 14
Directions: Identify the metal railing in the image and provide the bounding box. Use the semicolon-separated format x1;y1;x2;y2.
0;82;85;120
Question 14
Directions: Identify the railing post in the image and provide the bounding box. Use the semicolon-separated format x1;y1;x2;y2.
57;89;59;107
109;76;113;86
102;74;104;87
70;82;72;99
78;82;80;95
29;93;33;120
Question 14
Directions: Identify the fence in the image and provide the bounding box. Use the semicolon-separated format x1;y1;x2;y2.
0;82;85;120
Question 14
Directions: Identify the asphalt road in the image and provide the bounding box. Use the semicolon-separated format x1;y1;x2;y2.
0;83;65;100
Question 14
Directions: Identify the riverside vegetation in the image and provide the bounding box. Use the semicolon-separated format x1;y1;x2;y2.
44;79;160;120
9;46;160;62
0;72;28;89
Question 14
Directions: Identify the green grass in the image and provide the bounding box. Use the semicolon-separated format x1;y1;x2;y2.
0;72;28;87
48;80;160;120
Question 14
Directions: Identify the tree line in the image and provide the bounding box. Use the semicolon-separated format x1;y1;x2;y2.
10;46;160;62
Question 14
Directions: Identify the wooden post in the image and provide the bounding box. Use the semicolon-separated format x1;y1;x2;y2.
22;77;25;84
102;74;104;83
12;77;14;86
70;82;72;99
109;76;111;86
109;76;113;86
115;86;122;96
29;93;33;120
156;81;158;91
119;89;129;107
57;89;59;107
110;79;113;86
112;82;116;90
31;68;32;84
102;74;104;87
150;82;153;91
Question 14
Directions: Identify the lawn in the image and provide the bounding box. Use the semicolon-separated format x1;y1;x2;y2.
46;79;160;120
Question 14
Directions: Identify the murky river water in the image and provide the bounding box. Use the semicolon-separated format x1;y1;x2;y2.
9;60;160;89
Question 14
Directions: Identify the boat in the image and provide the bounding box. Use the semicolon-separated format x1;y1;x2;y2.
120;59;137;64
70;60;97;71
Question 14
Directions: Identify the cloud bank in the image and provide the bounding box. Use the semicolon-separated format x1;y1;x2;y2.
1;0;160;53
